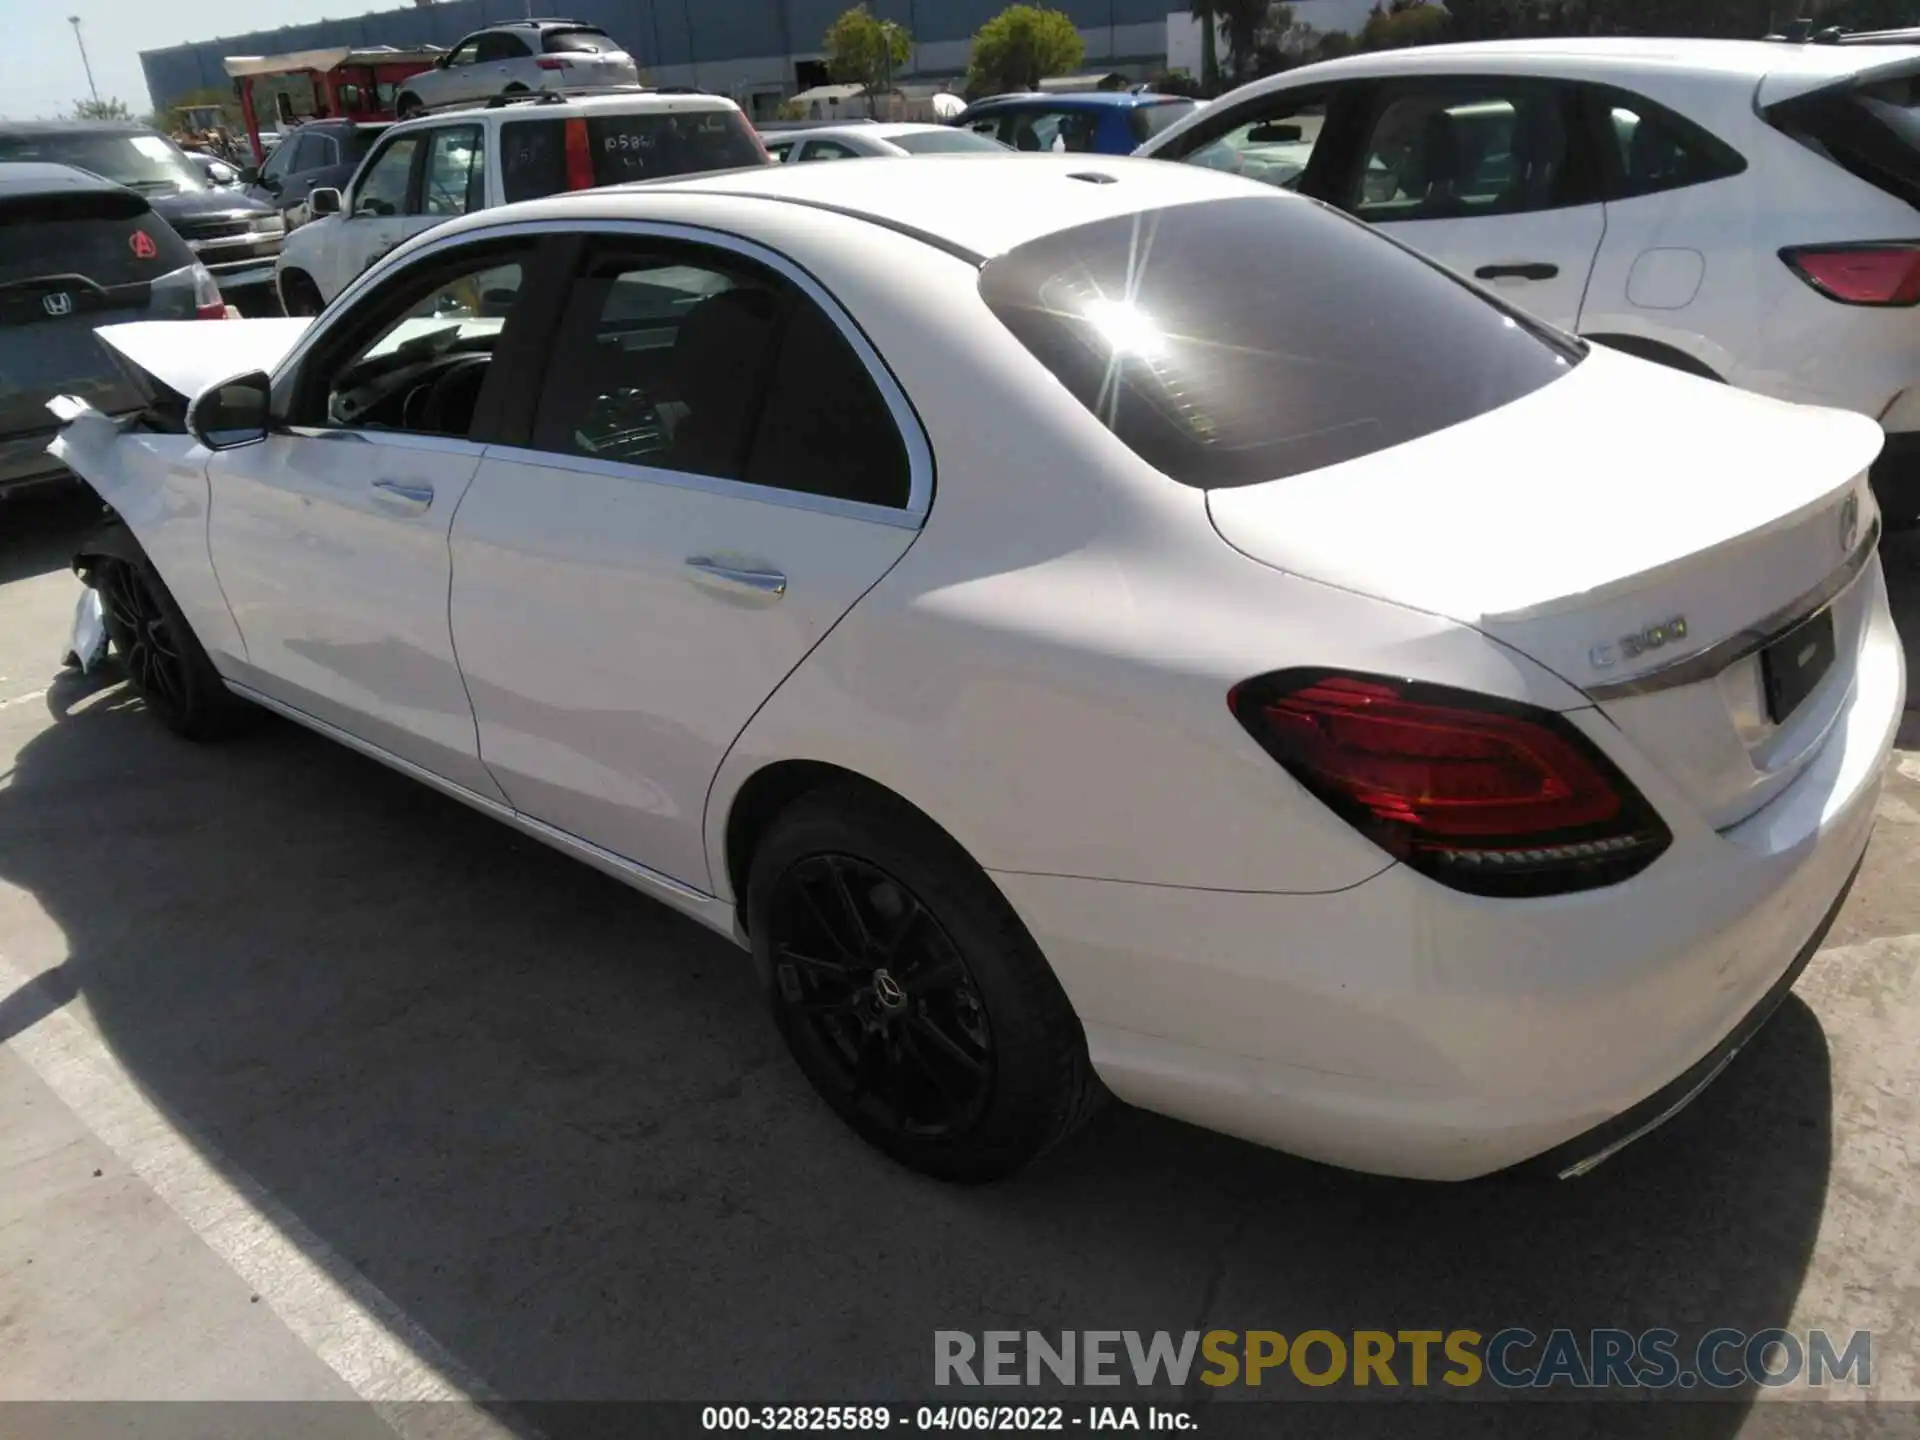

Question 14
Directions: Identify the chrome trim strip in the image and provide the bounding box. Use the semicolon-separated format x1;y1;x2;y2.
270;215;935;526
1585;514;1880;702
227;681;722;913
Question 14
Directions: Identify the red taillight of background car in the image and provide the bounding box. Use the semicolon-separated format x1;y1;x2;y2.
1228;671;1671;896
564;117;595;190
536;56;571;70
1781;243;1920;307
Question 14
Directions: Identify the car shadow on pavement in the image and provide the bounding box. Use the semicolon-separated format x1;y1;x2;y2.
0;486;100;587
0;660;1839;1440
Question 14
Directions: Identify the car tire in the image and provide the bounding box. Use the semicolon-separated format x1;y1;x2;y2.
279;271;324;317
746;782;1106;1183
95;552;255;743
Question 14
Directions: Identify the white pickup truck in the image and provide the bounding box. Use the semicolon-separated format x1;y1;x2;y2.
275;90;769;313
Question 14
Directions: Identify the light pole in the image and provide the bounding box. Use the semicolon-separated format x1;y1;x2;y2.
68;15;100;107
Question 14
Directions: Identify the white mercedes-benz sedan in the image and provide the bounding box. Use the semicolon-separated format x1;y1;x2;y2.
49;155;1903;1184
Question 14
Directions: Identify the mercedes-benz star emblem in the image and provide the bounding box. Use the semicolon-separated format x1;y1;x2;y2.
872;969;907;1010
1839;492;1861;555
41;292;71;318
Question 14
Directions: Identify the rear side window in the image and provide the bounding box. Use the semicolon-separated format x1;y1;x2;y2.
500;111;767;201
1768;68;1920;209
0;191;194;288
979;196;1580;489
545;27;620;54
1131;100;1200;143
1594;88;1746;200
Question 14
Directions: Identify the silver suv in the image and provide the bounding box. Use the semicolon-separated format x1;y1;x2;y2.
396;19;639;116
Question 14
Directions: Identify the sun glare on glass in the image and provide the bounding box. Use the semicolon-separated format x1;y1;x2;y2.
1082;298;1165;359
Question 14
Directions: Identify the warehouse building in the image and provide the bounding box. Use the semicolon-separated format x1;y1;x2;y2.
140;0;1193;121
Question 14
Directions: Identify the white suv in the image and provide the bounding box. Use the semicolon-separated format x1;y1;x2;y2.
395;20;640;116
276;91;769;311
1139;36;1920;525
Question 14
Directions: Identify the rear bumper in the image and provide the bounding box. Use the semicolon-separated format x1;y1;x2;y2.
994;561;1903;1180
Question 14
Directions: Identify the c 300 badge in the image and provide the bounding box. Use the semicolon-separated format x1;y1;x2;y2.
1591;616;1688;671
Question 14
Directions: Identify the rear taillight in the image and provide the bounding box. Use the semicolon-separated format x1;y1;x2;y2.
190;263;229;320
1228;671;1670;897
536;56;571;70
1782;243;1920;307
564;117;595;190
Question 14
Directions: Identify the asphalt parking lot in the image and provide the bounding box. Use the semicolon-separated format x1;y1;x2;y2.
2;486;1920;1439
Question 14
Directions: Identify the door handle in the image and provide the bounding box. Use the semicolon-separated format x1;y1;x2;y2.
371;478;434;511
1475;262;1559;282
685;556;787;598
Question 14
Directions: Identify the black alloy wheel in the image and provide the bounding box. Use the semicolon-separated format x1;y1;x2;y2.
100;559;190;726
768;853;994;1140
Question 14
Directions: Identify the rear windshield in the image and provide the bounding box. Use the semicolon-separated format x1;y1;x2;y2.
500;110;767;201
1767;68;1920;208
891;129;1007;154
0;191;194;288
979;195;1581;489
545;27;621;55
0;131;207;197
1130;100;1201;144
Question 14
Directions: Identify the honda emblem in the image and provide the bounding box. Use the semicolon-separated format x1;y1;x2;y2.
41;292;72;318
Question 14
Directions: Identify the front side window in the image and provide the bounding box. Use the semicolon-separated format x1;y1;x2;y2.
444;38;481;68
1180;96;1328;190
301;248;529;438
1006;108;1098;153
354;134;419;216
531;247;908;507
1348;83;1574;222
420;125;484;217
979;196;1580;489
260;141;294;184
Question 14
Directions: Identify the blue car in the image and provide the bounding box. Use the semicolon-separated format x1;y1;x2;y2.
953;91;1201;156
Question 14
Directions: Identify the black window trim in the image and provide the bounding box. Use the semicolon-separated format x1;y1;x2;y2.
473;217;933;527
349;128;427;216
1337;73;1605;222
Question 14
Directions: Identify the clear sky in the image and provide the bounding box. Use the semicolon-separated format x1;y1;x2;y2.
1;0;356;120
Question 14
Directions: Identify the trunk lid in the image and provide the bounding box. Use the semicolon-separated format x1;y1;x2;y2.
1206;347;1885;829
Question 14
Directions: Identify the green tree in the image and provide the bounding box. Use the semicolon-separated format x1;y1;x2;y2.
1360;0;1450;48
71;96;133;121
967;5;1086;96
823;4;912;114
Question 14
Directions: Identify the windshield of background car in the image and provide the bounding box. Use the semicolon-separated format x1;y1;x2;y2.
1130;99;1201;143
0;132;207;196
500;110;768;200
544;27;622;54
979;195;1582;488
891;129;1008;154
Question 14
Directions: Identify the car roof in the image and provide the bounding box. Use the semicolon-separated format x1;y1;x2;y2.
0;120;157;138
964;90;1184;110
0;160;130;198
386;90;740;134
497;153;1272;261
479;16;604;30
1270;34;1920;83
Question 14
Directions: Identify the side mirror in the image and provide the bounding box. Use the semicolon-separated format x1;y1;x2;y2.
308;186;342;217
1246;122;1304;144
188;371;272;450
